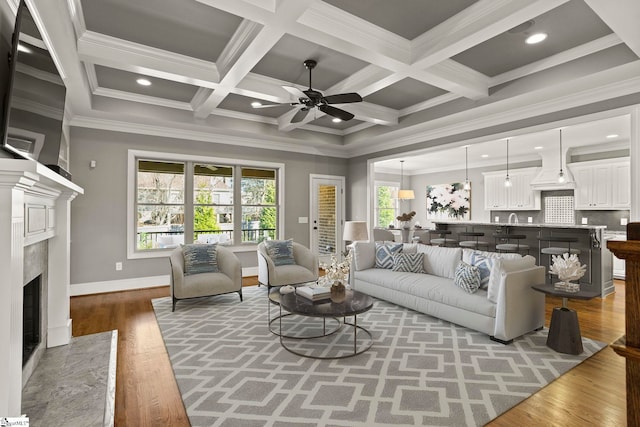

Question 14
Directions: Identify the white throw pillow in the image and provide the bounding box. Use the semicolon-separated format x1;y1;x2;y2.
487;255;537;303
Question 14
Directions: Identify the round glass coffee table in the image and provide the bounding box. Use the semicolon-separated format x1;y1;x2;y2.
277;289;374;359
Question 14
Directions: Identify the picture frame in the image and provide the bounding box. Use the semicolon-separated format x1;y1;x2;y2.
426;183;470;220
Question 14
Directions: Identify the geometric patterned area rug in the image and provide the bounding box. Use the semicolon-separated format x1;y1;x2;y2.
152;287;605;427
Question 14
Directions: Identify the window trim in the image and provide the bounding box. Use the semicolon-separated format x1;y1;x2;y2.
374;180;400;228
127;149;285;259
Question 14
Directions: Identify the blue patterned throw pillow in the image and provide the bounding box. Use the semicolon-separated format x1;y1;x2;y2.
182;244;218;275
264;239;296;266
469;252;496;289
454;261;481;294
392;253;424;273
375;242;403;269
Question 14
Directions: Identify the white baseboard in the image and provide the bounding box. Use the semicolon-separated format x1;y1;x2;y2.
47;319;72;347
71;268;260;296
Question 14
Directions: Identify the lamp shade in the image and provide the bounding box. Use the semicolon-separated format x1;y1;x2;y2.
343;221;369;242
397;189;415;200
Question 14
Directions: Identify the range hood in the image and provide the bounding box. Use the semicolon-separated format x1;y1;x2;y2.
529;147;575;190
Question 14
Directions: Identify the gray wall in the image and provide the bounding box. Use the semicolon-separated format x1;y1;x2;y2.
69;127;348;285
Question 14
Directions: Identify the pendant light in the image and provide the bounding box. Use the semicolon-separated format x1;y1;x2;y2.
557;129;566;183
504;139;512;187
463;146;471;190
397;160;415;200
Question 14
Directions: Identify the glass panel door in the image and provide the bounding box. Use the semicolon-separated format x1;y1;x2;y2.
310;176;344;264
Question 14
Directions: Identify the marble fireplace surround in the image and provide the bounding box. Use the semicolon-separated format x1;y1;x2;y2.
0;159;83;416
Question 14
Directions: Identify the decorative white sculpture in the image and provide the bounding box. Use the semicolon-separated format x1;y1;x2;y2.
549;253;587;292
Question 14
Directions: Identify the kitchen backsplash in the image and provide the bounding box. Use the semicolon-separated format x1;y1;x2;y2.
491;190;630;231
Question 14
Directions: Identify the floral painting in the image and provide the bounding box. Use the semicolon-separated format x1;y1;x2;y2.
426;183;470;220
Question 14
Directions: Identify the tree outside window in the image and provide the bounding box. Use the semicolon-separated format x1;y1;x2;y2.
375;183;399;228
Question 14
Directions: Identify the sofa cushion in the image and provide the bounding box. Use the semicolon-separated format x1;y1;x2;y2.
353;268;495;318
182;243;219;275
454;261;481;293
264;239;295;266
375;242;403;269
416;244;462;280
487;255;537;303
402;243;418;253
392;253;425;273
352;241;375;271
462;248;521;264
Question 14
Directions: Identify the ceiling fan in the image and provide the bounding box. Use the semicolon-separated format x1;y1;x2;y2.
253;59;362;123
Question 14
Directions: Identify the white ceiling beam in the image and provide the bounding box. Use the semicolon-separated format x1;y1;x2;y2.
411;0;571;69
192;0;314;118
583;0;640;58
420;60;489;99
325;65;402;98
194;0;276;23
77;31;220;88
344;102;398;126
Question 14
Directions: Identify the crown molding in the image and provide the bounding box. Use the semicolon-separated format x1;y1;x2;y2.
15;63;63;86
69;115;350;158
93;88;193;111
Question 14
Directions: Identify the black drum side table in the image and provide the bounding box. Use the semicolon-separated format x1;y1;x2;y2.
532;283;599;355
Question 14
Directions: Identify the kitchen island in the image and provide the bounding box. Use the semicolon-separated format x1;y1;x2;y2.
432;221;613;297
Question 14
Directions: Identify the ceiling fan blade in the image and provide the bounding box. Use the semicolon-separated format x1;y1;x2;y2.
282;86;307;100
323;93;362;104
252;103;292;109
290;108;310;123
319;104;354;121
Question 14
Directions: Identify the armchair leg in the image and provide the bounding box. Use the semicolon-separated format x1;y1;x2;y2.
489;336;513;345
238;289;243;302
172;297;177;312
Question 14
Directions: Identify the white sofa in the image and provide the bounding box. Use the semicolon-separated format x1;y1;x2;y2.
350;241;546;343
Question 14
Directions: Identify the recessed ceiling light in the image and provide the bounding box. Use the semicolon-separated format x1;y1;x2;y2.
251;101;262;108
481;154;489;158
332;118;342;123
606;134;619;139
17;44;32;54
526;33;547;44
534;146;543;150
136;78;151;86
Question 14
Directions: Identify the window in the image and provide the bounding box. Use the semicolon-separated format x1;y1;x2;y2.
136;161;185;250
128;150;283;258
375;181;399;228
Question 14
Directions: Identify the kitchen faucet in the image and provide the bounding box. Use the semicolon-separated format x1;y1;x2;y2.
508;213;518;224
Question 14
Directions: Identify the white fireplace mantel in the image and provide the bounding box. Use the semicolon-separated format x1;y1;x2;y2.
0;159;83;416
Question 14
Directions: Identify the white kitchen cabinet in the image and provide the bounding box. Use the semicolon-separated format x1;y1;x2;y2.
569;158;630;210
483;173;508;210
483;167;541;210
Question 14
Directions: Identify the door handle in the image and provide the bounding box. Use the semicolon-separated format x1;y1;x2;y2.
313;227;318;230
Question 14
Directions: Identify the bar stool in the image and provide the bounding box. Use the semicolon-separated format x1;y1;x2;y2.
458;231;489;250
493;233;530;254
429;230;457;247
539;236;581;283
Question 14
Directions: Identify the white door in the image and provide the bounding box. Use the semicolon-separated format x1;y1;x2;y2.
310;175;345;264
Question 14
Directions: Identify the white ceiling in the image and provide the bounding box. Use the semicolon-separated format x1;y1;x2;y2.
7;0;640;159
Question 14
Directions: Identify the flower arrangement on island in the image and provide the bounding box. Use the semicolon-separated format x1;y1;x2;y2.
426;183;470;220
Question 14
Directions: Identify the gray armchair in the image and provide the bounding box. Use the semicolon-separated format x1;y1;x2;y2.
257;241;319;289
169;245;242;311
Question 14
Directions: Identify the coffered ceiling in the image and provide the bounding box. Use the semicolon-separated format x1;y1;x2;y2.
8;0;640;160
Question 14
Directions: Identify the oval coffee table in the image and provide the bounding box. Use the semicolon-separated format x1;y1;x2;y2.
278;289;374;359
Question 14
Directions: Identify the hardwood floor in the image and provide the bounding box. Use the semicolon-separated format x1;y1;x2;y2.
70;278;626;426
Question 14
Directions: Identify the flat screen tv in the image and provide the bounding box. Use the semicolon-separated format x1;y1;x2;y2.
0;0;68;177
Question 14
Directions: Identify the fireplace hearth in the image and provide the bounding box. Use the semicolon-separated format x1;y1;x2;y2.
23;275;42;366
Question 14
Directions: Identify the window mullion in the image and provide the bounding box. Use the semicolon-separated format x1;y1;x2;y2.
184;161;194;244
233;165;241;244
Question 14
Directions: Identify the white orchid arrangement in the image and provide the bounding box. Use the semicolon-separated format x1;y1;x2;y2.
319;252;352;286
549;253;587;283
